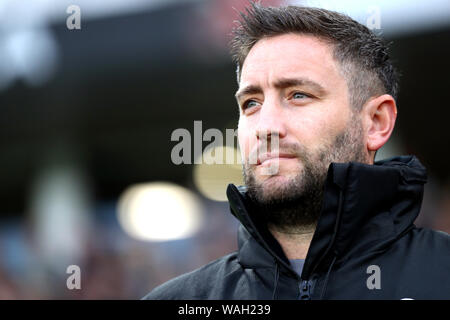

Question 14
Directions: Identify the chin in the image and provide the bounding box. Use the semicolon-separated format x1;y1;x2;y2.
257;172;299;196
245;162;304;202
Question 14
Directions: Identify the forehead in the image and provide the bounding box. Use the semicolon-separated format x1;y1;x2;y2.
240;33;342;88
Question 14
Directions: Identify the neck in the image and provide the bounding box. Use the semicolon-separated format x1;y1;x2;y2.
268;223;316;260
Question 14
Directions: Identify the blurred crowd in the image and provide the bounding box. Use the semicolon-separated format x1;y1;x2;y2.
0;198;239;299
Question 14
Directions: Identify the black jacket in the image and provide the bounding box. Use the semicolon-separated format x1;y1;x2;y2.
144;155;450;300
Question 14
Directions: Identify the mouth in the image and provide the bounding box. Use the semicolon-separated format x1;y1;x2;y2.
257;153;297;165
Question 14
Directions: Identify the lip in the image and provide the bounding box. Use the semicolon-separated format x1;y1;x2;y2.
257;153;296;165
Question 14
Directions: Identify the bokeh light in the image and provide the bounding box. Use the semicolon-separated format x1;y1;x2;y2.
117;182;204;242
193;146;244;202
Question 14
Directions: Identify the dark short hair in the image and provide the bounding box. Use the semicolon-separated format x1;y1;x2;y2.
230;2;399;111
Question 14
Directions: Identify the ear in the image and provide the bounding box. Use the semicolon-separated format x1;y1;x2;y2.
364;94;397;154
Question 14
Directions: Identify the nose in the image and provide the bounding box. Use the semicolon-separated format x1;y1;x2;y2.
255;99;287;142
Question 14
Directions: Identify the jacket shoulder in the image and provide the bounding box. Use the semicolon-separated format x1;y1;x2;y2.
405;227;450;267
142;251;241;300
409;227;450;250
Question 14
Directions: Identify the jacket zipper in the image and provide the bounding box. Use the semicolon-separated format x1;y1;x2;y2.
298;189;344;300
299;279;313;300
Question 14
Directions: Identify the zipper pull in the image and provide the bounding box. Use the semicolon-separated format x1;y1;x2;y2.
299;280;311;300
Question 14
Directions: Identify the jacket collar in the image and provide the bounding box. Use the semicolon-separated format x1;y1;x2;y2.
226;155;427;279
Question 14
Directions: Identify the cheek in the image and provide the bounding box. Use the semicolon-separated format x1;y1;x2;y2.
287;106;347;147
286;110;324;141
237;121;254;159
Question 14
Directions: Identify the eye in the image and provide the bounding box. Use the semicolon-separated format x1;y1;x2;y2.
242;99;260;110
292;92;308;99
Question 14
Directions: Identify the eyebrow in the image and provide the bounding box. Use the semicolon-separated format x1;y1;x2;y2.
234;77;327;102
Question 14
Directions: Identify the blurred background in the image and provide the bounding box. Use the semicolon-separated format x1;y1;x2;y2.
0;0;449;299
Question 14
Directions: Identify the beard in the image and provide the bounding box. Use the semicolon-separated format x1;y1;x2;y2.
242;112;369;232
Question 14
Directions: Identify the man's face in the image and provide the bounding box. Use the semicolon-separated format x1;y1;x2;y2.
236;33;369;212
